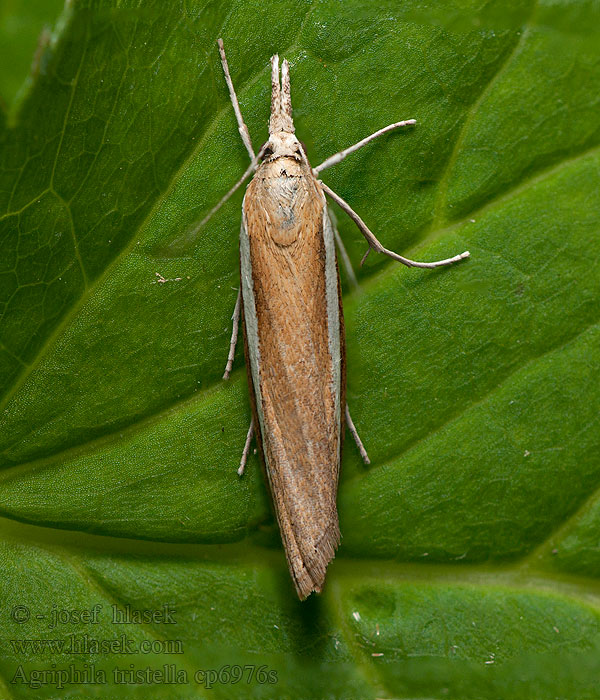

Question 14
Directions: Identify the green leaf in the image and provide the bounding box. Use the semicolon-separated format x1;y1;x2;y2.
1;0;599;697
0;0;65;109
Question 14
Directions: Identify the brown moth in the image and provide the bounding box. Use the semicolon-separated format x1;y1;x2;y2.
213;40;469;599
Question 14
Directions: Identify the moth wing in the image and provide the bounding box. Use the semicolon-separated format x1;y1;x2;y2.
240;187;345;599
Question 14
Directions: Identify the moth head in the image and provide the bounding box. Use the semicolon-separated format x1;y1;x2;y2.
262;55;308;164
261;132;304;163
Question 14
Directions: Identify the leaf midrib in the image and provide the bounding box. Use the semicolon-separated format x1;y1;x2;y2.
1;517;600;613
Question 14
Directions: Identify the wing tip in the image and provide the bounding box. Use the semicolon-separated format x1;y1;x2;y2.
293;519;341;600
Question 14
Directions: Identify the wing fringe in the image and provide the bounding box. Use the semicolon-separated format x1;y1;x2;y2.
283;514;340;600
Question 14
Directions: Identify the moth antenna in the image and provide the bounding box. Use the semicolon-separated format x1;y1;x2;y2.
280;59;294;133
269;54;282;134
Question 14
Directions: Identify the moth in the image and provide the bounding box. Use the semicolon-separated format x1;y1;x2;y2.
208;40;469;599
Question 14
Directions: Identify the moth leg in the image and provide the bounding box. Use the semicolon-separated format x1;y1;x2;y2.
314;120;416;174
320;181;470;268
329;207;358;290
238;417;255;476
223;288;241;380
345;405;370;465
218;38;255;160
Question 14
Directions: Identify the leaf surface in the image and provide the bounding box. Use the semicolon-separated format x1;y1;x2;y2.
1;1;599;697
